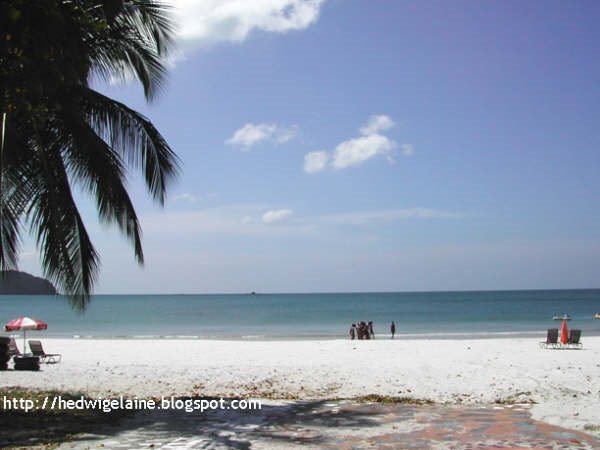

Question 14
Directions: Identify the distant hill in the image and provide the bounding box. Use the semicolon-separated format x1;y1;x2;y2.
0;270;57;295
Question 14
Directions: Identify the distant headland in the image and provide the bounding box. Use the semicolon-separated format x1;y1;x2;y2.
0;270;57;295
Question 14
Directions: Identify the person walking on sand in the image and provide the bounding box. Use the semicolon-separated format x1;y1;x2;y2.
390;321;396;339
349;324;356;340
368;321;375;339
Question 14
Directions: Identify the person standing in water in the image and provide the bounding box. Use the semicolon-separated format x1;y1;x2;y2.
390;321;396;339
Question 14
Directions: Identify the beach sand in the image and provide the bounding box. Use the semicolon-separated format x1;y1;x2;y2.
2;337;599;436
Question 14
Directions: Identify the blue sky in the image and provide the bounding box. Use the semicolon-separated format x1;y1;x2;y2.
20;0;600;293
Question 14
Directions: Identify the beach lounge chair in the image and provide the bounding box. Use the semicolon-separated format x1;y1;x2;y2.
28;340;61;363
567;329;583;349
539;328;559;349
8;338;22;356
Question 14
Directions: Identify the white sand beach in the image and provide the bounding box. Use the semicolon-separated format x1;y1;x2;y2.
2;337;600;435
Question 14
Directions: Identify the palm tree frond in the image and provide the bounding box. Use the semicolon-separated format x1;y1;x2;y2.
0;189;22;271
0;120;37;270
82;87;180;205
89;0;175;100
124;0;175;56
1;0;177;308
26;127;99;308
58;109;144;264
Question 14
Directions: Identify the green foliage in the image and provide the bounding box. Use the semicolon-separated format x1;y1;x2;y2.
0;1;180;309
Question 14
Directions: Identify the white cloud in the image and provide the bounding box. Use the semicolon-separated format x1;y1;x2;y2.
139;204;461;239
226;123;298;150
262;209;293;224
311;208;463;226
226;123;275;149
173;192;219;203
332;134;396;169
401;144;414;156
359;115;395;135
304;114;402;173
273;125;299;144
173;193;197;202
172;0;325;48
142;205;309;236
303;151;329;173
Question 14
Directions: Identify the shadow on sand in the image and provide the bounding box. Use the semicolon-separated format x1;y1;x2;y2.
0;396;383;448
2;394;600;449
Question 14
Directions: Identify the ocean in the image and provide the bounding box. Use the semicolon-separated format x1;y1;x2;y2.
0;290;599;340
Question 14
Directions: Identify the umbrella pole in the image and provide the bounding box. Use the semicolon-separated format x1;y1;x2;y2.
23;329;26;354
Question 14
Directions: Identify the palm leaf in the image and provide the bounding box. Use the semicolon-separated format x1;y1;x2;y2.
92;29;168;100
26;124;99;309
58;106;144;264
1;0;178;308
81;87;180;205
0;179;23;271
0;118;36;270
89;0;175;100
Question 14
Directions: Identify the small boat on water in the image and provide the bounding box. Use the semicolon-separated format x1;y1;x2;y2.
553;313;571;321
595;313;600;320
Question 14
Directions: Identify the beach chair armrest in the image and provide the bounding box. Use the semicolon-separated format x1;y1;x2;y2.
38;353;62;363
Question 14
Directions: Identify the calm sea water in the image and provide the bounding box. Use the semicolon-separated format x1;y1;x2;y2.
0;290;599;340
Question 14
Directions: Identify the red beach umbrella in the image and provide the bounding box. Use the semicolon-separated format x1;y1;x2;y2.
560;319;569;345
4;317;48;352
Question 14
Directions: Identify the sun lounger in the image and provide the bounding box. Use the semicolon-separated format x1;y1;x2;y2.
539;328;559;349
8;338;22;356
28;340;61;363
567;329;583;349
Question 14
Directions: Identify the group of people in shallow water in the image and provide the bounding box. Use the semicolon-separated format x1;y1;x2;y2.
349;321;396;339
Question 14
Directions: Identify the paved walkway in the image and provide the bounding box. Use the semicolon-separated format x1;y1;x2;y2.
56;401;600;450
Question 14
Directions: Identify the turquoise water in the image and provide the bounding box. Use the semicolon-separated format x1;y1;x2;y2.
0;290;599;339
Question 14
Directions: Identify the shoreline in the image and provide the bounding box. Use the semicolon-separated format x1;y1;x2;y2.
1;337;599;437
7;329;600;341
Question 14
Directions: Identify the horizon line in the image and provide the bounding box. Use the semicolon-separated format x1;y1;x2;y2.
82;287;600;296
